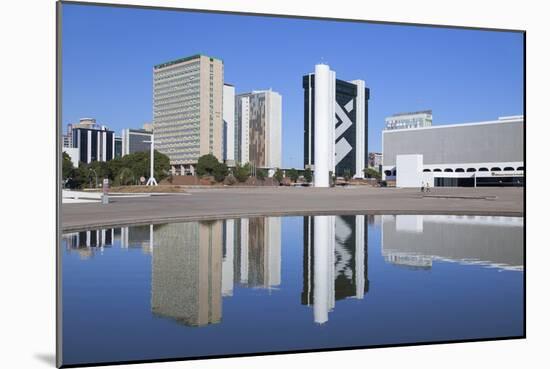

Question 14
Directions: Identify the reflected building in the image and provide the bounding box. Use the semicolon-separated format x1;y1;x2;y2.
63;229;114;259
119;225;154;254
223;217;281;292
151;221;223;327
381;215;524;271
302;215;369;324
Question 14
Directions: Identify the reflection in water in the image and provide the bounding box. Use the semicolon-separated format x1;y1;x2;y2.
62;214;524;365
151;221;223;327
62;214;523;328
302;215;369;324
381;215;524;271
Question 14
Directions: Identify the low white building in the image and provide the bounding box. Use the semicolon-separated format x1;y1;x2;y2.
382;115;524;187
63;147;80;168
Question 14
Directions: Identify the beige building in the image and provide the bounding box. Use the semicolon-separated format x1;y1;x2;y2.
153;54;224;175
151;221;223;327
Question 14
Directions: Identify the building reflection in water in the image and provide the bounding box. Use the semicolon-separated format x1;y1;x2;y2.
151;221;223;327
151;217;281;327
63;229;114;259
381;215;524;271
302;215;369;324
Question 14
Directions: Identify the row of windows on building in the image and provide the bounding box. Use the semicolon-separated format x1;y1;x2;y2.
384;166;524;176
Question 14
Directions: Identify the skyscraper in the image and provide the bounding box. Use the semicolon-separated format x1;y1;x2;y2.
223;83;236;166
235;90;282;169
303;64;370;185
71;118;115;163
153;54;224;175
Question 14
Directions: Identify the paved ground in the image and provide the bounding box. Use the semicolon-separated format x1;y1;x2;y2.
61;186;524;231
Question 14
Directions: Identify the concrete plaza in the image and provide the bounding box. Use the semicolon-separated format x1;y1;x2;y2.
61;186;524;231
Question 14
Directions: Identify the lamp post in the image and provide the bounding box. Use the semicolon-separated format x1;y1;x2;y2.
144;135;158;186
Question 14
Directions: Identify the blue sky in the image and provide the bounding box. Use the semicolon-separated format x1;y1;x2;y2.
62;3;524;168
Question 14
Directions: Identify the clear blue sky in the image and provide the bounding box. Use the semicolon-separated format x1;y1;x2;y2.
62;3;524;168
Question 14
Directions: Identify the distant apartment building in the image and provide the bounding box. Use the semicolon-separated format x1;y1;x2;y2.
223;84;236;165
121;126;153;156
70;118;115;163
234;90;282;169
385;110;432;130
153;54;224;175
63;124;73;148
303;64;370;185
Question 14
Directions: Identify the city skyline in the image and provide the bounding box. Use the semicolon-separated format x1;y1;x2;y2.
61;3;524;169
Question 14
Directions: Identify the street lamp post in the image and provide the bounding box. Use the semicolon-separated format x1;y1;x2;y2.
144;135;158;186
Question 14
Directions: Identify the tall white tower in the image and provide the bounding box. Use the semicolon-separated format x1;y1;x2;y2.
313;64;336;187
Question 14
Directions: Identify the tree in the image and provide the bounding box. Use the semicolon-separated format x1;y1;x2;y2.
287;168;299;183
118;167;135;186
256;168;268;181
196;154;221;177
363;167;381;180
213;162;229;182
343;169;353;182
303;168;313;184
234;163;251;183
273;168;284;183
62;152;74;180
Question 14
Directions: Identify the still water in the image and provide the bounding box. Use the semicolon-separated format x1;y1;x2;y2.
62;215;524;366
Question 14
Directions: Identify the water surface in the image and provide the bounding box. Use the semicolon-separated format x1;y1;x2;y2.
62;214;524;366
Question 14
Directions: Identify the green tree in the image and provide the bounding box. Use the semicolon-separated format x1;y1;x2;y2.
117;167;136;186
196;154;221;177
62;152;74;180
287;168;299;183
363;167;381;180
234;163;251;182
256;168;268;181
303;168;313;183
273;168;284;183
213;162;229;182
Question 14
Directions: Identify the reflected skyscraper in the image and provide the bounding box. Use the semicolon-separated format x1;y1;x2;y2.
381;215;524;271
63;229;114;259
223;217;282;291
151;221;223;327
302;215;369;324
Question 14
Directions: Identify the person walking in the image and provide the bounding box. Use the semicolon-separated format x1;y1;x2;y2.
426;181;430;193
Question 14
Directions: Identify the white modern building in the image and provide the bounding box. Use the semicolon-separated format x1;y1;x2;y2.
382;115;524;187
303;64;370;186
234;89;282;170
223;83;236;166
385;110;432;130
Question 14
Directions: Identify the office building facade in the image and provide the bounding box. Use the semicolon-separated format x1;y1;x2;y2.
71;119;115;164
385;110;432;130
153;54;224;175
223;84;236;165
382;115;524;187
121;128;152;156
303;64;369;185
234;90;282;169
